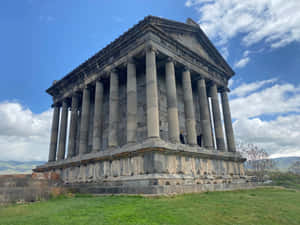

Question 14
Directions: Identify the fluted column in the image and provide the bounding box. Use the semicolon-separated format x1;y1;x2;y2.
57;100;68;160
146;45;160;138
79;87;91;155
48;106;60;162
92;80;104;152
127;58;137;143
221;90;236;152
197;78;213;149
182;68;197;145
67;94;79;158
165;58;180;143
108;69;119;147
210;83;226;150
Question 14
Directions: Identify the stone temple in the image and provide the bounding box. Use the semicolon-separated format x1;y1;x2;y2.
35;16;253;194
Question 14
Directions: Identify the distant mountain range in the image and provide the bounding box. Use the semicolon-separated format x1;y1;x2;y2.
0;157;299;175
272;157;300;171
0;161;45;175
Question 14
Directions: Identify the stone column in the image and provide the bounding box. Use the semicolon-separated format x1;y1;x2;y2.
210;83;226;150
146;45;160;138
182;68;197;145
127;58;137;143
207;97;216;148
48;106;60;162
108;69;119;147
57;100;68;160
221;90;236;152
79;86;91;155
67;94;79;158
197;78;213;149
165;58;180;143
92;80;104;152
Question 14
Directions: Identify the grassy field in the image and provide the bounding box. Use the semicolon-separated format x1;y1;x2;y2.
1;187;300;225
269;172;300;190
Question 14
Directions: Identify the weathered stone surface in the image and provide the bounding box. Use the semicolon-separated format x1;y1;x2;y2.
165;59;180;143
221;90;236;152
92;80;104;152
57;100;68;160
197;79;213;148
48;106;60;162
79;87;91;155
146;46;160;138
68;94;79;158
108;70;119;147
0;173;63;204
209;84;226;150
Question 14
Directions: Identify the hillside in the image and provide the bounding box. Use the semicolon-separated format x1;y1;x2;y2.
0;161;45;175
272;157;300;171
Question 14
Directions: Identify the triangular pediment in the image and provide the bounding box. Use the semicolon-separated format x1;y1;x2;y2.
149;17;234;76
169;32;216;65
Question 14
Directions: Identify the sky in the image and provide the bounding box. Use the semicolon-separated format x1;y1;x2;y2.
0;0;300;161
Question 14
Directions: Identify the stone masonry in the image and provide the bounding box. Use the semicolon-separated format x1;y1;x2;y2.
34;16;253;194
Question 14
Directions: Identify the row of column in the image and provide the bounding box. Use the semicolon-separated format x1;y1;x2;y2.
48;46;236;162
162;56;235;152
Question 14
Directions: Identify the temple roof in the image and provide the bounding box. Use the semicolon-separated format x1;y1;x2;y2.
47;16;234;95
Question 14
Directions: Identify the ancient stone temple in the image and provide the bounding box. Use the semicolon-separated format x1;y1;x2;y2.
35;16;253;194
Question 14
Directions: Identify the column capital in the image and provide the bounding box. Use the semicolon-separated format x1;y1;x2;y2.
51;102;60;108
166;56;174;63
110;68;118;74
183;65;190;72
127;55;136;64
219;86;230;93
146;43;158;54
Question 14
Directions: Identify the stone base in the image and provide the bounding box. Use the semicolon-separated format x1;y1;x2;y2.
34;139;253;195
65;174;257;195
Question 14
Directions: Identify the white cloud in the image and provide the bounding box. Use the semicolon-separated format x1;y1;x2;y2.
220;46;229;60
186;0;300;49
234;57;250;68
231;83;300;119
230;78;277;97
230;79;300;158
0;102;52;161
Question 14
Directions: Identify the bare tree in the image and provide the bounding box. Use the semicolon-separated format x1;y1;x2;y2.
236;142;276;180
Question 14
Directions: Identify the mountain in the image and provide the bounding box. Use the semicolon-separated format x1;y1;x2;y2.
0;161;45;175
272;157;300;171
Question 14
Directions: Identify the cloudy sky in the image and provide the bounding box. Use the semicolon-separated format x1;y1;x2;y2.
0;0;299;161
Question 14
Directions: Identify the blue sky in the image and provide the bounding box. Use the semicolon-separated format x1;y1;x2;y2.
0;0;300;161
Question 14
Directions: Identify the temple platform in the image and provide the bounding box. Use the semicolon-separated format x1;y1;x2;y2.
34;139;255;194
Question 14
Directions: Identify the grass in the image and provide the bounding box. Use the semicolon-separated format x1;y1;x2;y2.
269;172;300;190
1;187;300;225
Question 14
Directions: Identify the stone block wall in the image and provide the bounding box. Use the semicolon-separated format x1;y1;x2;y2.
55;151;245;184
0;173;63;205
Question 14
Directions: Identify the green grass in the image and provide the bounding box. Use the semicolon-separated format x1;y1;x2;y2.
269;172;300;190
1;188;300;225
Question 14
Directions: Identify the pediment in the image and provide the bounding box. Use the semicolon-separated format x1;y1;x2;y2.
169;32;215;65
151;17;234;76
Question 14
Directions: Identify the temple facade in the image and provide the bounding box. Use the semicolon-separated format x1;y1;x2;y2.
35;16;253;194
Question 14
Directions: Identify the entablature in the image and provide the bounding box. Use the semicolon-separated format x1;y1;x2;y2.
49;20;232;105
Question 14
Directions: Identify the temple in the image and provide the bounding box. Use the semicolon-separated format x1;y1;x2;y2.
35;16;253;194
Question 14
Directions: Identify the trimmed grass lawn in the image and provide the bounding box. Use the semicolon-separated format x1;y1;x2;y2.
1;188;300;225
